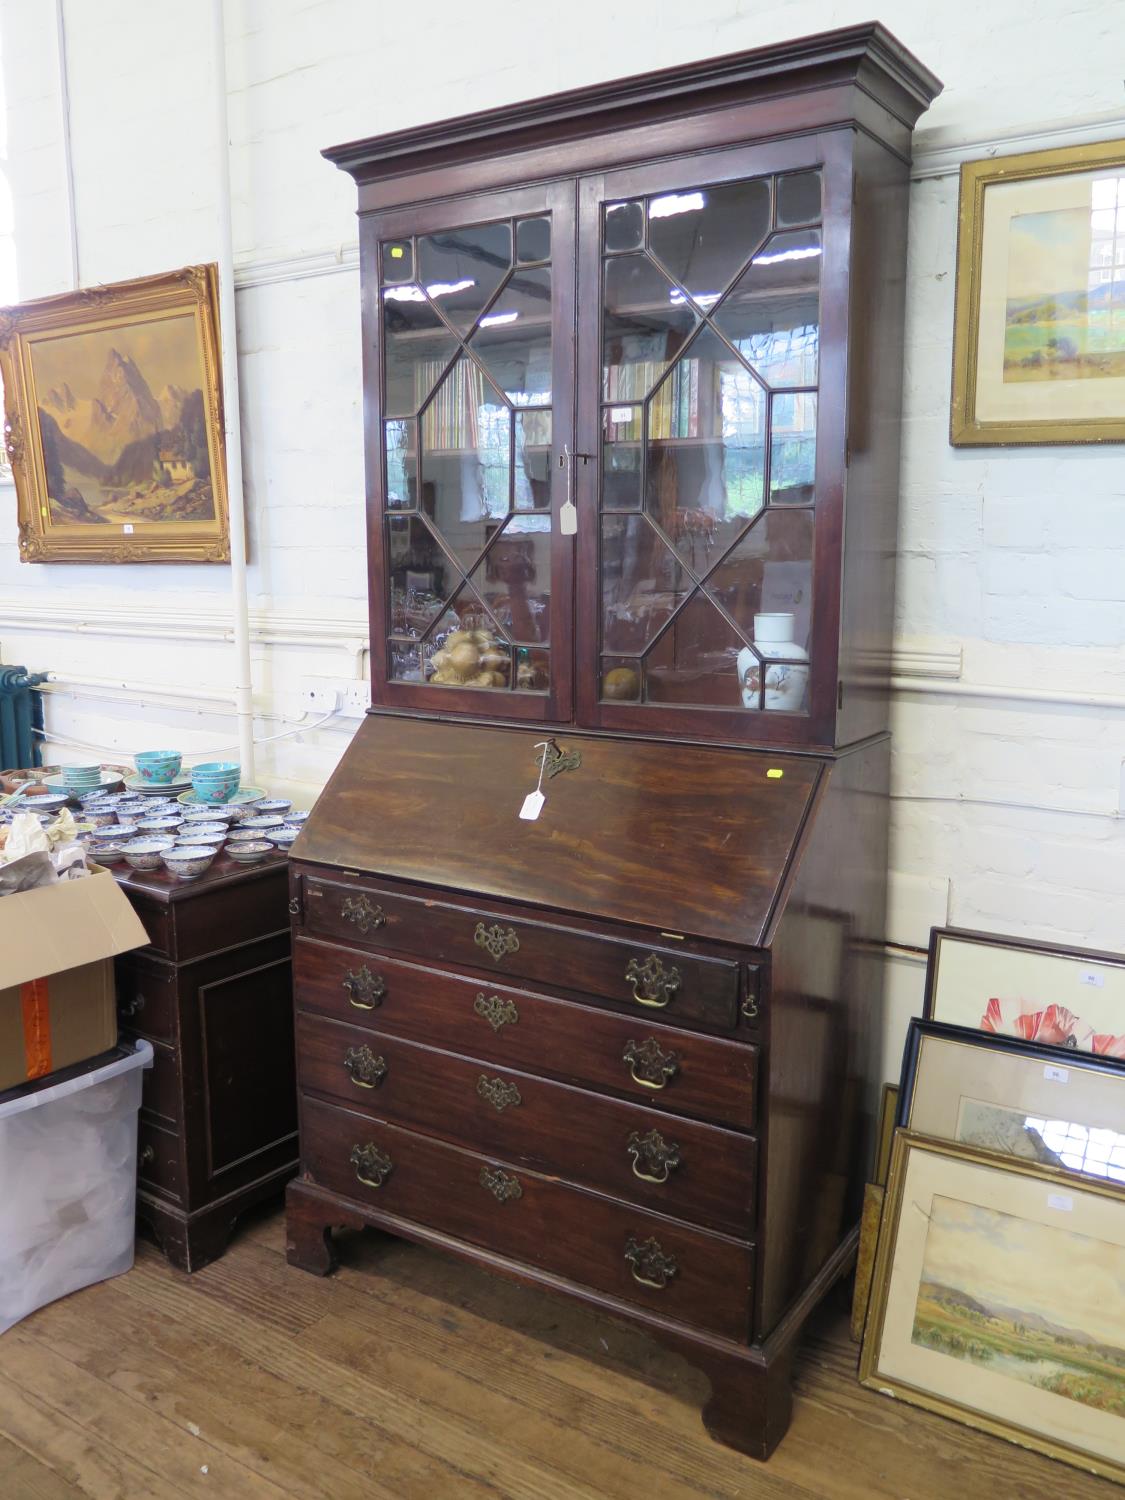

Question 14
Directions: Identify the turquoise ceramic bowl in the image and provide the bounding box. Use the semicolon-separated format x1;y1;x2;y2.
134;750;183;785
190;761;241;803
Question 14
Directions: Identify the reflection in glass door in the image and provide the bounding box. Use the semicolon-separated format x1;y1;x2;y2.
598;170;821;715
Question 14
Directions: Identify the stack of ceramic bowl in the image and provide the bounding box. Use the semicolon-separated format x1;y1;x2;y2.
134;750;182;787
60;764;104;797
86;826;130;864
190;761;241;804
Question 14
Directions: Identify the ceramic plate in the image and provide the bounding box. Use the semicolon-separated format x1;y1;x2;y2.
176;785;268;808
124;771;193;795
42;770;124;794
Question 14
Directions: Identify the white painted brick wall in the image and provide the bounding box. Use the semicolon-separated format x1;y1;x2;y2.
0;1;1122;1076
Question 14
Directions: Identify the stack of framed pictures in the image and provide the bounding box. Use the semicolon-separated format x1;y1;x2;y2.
858;927;1125;1484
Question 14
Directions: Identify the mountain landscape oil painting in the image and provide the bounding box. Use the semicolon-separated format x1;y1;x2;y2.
912;1196;1125;1416
2;265;229;561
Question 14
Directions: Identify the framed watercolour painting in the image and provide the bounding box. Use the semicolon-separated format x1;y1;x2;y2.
860;1132;1125;1484
950;137;1125;445
899;1019;1125;1182
925;926;1125;1058
0;265;230;562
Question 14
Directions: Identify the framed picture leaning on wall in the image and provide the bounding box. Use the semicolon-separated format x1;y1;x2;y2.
0;264;231;562
925;926;1125;1057
950;137;1125;445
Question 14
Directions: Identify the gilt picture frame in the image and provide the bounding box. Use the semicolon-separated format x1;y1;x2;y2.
950;137;1125;446
0;265;230;562
860;1132;1125;1484
925;926;1125;1058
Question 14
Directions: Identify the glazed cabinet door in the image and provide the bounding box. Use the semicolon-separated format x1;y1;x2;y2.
574;135;850;745
361;184;576;719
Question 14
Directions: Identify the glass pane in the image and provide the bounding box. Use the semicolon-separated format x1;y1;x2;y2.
601;514;686;655
770;392;817;504
421;355;511;573
418;222;512;334
468;514;552;643
385;419;416;509
423;595;513;690
516;217;550;263
514;647;550;692
645;326;766;567
469;267;552;405
389;640;423;682
713;229;821;388
775;170;822;228
605;201;644;253
515;410;552;511
704;507;812;645
740;625;810;713
603;404;642;509
386;515;454;636
648;179;772;308
383;285;460;417
381;240;413;284
641;589;745;707
600;658;641;701
603;254;698;400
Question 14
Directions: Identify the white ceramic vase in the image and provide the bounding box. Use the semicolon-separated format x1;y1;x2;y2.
736;612;810;712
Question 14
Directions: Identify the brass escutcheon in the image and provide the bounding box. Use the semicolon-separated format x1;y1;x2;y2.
474;992;519;1031
342;964;386;1010
539;741;582;780
341;894;385;934
624;1235;678;1289
622;1037;679;1090
479;1166;523;1203
626;1128;682;1184
474;922;520;962
625;953;682;1008
350;1142;393;1189
344;1044;387;1089
476;1075;522;1112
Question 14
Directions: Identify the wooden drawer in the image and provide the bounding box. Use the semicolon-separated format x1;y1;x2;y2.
137;1119;183;1204
295;937;758;1130
114;956;177;1046
296;1013;756;1236
299;874;740;1030
138;1040;180;1129
301;1094;754;1341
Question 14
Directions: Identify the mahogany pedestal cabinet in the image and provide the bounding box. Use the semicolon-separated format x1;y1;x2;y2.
113;854;298;1272
286;24;941;1460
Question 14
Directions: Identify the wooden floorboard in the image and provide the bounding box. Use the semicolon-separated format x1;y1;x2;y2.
0;1206;1113;1500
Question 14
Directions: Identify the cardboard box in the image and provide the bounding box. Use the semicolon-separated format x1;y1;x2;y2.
0;869;149;1092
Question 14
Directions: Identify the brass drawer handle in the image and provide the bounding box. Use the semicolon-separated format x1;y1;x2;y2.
476;1075;522;1112
474;922;520;962
622;1037;679;1090
288;895;300;917
344;1045;387;1089
342;965;386;1010
140;1144;155;1166
342;894;385;934
624;1235;678;1290
474;992;519;1031
741;994;760;1020
625;954;681;1008
626;1128;681;1184
350;1142;393;1189
479;1166;522;1203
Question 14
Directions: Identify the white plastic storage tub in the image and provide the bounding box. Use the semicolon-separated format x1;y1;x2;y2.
0;1040;153;1334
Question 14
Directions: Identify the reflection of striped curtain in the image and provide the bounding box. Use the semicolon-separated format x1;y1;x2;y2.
418;359;483;450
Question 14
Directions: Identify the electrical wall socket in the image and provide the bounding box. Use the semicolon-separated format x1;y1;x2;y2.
299;683;339;714
340;681;369;718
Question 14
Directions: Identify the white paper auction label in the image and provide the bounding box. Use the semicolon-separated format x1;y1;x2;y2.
1047;1193;1073;1213
1079;970;1105;988
1043;1064;1069;1084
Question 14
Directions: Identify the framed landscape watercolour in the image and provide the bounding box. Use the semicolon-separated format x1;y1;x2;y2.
0;265;230;562
950;137;1125;445
899;1019;1125;1182
925;926;1125;1058
860;1132;1125;1484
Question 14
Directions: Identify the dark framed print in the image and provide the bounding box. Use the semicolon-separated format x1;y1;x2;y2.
861;1132;1125;1483
925;926;1125;1058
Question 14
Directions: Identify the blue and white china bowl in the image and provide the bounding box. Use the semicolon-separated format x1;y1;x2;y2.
254;799;292;817
239;813;285;832
225;823;268;842
24;793;70;815
174;822;227;845
285;809;310;824
161;844;219;880
265;825;300;848
136;816;185;837
183;804;239;825
223;839;274;865
134;750;183;785
122;837;177;871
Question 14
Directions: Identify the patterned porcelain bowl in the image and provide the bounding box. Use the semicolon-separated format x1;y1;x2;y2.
22;792;70;815
254;799;292;818
183;804;239;826
80;805;121;828
190;761;241;803
134;751;183;785
122;837;177;871
174;822;227;845
265;825;300;848
223;839;274;865
88;843;127;864
116;810;149;830
239;814;285;832
225;824;268;842
136;820;185;840
161;844;219;880
285;809;310;824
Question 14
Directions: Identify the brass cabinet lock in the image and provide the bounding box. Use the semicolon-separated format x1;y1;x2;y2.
341;894;385;934
479;1166;522;1203
474;923;520;962
474;992;519;1031
476;1075;522;1112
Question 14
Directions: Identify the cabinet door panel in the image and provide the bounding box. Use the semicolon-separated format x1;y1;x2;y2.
576;135;848;746
363;183;576;721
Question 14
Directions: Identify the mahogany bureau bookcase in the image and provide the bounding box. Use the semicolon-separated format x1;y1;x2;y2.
286;24;940;1459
